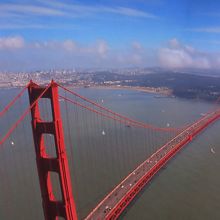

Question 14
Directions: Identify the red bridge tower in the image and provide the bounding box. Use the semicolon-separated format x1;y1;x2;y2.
28;81;78;220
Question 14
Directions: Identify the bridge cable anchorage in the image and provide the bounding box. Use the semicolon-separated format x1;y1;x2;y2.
0;82;30;118
57;84;180;133
0;83;50;146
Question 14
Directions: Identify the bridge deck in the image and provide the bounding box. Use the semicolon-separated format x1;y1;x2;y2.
85;110;220;220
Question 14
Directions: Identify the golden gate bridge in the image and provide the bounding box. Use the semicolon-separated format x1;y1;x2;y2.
0;80;220;220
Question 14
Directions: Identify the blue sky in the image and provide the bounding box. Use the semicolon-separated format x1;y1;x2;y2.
1;0;220;71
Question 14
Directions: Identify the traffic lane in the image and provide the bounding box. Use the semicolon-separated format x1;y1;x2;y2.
87;112;220;219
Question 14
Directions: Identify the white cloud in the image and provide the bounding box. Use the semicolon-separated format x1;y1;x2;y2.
42;0;158;18
168;38;180;48
187;27;220;33
63;40;77;51
132;41;143;50
0;4;67;17
30;39;108;54
159;48;193;68
0;37;150;70
1;37;220;71
96;41;108;57
0;1;158;21
158;38;220;69
106;6;157;18
0;36;24;49
0;23;78;30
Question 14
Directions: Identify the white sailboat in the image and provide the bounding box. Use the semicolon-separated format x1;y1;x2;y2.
211;147;215;154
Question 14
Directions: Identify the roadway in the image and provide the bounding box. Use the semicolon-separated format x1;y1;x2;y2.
85;109;220;220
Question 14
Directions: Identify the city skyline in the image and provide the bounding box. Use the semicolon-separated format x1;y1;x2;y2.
1;0;220;71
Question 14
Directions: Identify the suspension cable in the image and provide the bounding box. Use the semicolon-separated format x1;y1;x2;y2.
58;84;179;133
0;84;50;146
0;83;30;118
59;95;179;133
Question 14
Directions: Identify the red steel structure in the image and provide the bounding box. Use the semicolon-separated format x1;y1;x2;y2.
85;108;220;220
28;81;78;220
1;80;220;220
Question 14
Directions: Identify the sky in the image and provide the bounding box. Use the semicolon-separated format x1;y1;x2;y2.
1;0;220;71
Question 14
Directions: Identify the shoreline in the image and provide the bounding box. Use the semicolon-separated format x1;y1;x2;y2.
1;84;219;103
0;84;173;96
72;85;173;96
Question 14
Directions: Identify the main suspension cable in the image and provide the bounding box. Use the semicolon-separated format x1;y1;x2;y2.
58;84;179;133
0;84;50;146
0;83;30;118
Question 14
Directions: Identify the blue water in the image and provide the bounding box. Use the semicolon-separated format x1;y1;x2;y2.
0;87;220;220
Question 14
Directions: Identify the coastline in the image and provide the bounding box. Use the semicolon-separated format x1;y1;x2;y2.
0;83;173;96
79;85;173;96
